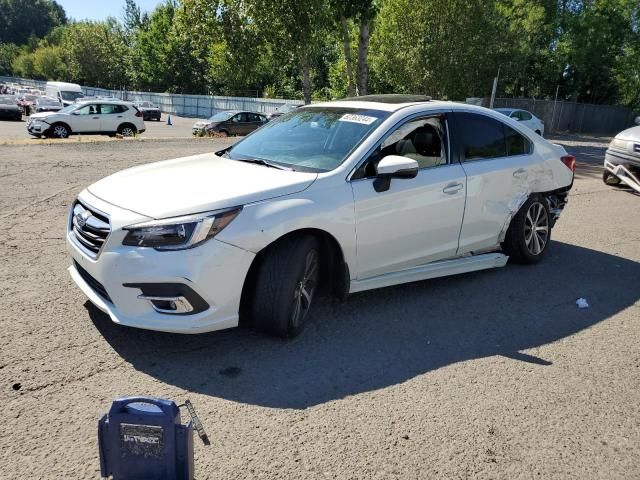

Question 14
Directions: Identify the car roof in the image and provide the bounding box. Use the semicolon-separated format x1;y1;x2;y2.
309;94;452;112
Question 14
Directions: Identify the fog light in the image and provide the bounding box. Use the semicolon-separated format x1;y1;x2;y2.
138;295;194;314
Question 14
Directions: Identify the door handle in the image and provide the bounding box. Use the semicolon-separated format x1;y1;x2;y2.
117;115;123;118
443;182;463;194
513;168;527;178
92;116;99;119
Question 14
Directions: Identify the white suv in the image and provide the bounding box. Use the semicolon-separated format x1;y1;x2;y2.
67;95;575;337
28;100;145;138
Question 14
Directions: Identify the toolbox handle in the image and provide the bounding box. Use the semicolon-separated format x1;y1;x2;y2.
109;396;179;417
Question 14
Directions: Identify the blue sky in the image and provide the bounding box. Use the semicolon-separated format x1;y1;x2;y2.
56;0;164;21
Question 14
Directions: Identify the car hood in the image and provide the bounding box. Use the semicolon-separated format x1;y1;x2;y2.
615;125;640;142
29;111;56;120
87;153;318;219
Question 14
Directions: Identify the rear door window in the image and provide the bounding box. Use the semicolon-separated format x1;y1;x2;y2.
454;112;531;161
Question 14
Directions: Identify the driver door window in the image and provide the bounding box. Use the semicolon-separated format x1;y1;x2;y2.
355;116;448;179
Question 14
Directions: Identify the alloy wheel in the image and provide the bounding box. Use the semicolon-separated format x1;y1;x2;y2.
53;125;68;138
120;127;135;137
524;201;549;255
291;249;319;328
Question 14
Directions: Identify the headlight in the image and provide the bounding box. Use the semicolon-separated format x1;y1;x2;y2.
610;138;628;150
122;207;241;250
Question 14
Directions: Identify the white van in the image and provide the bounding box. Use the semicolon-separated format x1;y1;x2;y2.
46;81;84;106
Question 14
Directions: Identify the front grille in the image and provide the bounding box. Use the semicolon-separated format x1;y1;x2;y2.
74;261;112;303
70;201;110;257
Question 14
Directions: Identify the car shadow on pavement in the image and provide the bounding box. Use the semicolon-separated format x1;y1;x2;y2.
87;241;640;409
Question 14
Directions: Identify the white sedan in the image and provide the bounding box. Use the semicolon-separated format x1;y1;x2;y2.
67;95;574;337
495;108;545;136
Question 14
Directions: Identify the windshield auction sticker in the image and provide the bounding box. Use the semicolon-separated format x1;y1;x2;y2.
339;113;377;125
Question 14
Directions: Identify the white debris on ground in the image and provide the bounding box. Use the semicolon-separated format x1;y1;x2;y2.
576;298;590;309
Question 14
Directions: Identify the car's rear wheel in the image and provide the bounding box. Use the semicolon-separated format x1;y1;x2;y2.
118;124;137;137
602;170;622;186
51;123;70;139
252;235;320;338
502;195;551;264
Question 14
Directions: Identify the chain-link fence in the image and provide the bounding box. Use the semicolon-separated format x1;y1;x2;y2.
489;97;637;135
2;76;636;133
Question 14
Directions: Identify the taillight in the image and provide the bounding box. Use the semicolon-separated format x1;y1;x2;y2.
561;155;576;173
135;110;143;118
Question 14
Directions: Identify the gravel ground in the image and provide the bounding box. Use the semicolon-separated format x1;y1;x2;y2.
1;135;639;479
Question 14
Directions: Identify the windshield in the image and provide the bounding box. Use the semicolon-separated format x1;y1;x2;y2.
208;111;235;122
61;91;84;101
227;107;389;172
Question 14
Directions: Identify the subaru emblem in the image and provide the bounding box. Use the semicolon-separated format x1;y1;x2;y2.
75;210;92;228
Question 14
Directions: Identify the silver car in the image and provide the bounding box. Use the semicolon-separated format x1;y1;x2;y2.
603;116;640;193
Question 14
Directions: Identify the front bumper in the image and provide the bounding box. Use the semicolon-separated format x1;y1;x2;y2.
67;193;255;334
27;120;48;135
604;148;640;193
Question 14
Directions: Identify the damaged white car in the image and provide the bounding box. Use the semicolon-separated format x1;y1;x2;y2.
67;95;575;338
603;117;640;193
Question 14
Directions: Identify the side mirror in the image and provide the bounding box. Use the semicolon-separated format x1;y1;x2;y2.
373;155;419;193
635;116;640;125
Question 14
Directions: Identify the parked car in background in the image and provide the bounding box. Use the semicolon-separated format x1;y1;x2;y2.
134;101;162;121
17;94;39;116
27;100;145;138
495;108;545;136
67;95;575;338
0;95;22;121
31;96;63;114
266;103;301;120
603;116;640;193
46;81;84;107
193;110;267;136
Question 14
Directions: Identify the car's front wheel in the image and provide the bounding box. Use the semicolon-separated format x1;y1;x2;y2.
50;123;70;139
502;195;551;264
252;235;321;338
602;170;622;186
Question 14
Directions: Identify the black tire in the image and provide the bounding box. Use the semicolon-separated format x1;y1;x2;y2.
50;123;70;139
252;235;321;338
117;123;137;137
502;195;551;264
602;169;622;186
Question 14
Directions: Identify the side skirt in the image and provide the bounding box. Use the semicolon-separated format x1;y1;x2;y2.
349;253;508;294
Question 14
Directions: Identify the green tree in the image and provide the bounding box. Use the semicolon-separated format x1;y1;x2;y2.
371;0;504;99
0;42;19;75
0;0;66;46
